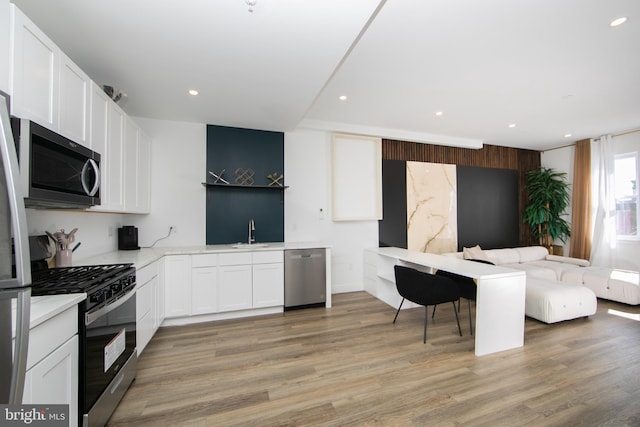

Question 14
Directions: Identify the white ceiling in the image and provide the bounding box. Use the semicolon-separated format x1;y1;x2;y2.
12;0;640;151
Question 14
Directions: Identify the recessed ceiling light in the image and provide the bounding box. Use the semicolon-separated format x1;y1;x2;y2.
188;89;199;96
339;95;347;101
610;17;627;27
564;133;572;138
508;123;516;128
435;111;443;116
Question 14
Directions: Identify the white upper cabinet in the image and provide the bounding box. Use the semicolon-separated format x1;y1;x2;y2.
10;4;59;129
137;131;152;213
0;0;10;94
90;84;151;214
123;116;151;214
11;4;90;146
123;115;138;211
58;51;89;146
104;101;125;211
9;4;152;214
88;81;110;212
89;81;108;154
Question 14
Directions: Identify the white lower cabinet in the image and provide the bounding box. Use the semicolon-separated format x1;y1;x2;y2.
252;251;284;308
191;266;218;315
155;258;165;329
23;336;78;426
23;305;79;427
218;264;253;312
136;260;164;356
163;250;284;323
217;252;253;313
164;255;191;318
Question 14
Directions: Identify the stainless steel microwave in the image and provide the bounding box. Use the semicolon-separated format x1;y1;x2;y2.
13;119;101;209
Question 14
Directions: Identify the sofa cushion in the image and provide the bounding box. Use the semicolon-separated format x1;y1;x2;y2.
581;267;640;305
483;248;521;265
462;245;490;262
546;254;590;267
524;260;583;281
525;278;597;323
505;263;557;281
560;268;586;285
515;246;549;263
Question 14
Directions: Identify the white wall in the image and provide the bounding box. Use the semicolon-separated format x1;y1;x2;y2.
127;117;206;248
541;145;574;255
25;209;124;262
285;129;379;293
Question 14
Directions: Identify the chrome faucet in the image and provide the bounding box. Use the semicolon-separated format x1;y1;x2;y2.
248;218;255;244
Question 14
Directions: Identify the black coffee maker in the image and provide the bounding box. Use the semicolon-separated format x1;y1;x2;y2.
118;226;140;250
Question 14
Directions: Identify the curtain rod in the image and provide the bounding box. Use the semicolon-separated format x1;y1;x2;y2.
613;128;640;138
542;128;640;153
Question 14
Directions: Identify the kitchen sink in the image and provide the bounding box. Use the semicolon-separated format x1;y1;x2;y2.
231;243;269;249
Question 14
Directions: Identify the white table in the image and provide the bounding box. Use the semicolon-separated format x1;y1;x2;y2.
364;247;526;356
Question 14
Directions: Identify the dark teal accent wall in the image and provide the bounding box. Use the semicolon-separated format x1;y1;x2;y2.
206;125;284;244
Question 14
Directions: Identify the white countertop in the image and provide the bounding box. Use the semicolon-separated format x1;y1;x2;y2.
370;247;525;280
29;293;86;328
76;242;331;270
12;293;86;336
18;242;327;329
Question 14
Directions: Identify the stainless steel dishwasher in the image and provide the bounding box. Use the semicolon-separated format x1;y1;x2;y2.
284;248;326;310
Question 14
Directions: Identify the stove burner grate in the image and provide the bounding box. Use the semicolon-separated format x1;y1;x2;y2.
31;264;134;295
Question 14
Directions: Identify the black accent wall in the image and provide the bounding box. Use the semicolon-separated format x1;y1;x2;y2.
378;163;520;251
379;160;407;248
206;125;284;244
456;166;519;250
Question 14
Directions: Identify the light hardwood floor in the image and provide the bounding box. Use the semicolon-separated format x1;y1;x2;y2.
108;292;640;427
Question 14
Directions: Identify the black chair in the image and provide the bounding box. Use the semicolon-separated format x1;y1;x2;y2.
393;265;462;343
435;258;495;335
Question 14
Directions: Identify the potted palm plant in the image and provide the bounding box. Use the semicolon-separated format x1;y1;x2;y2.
522;167;571;251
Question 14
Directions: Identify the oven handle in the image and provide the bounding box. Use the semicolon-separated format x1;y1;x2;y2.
85;286;136;326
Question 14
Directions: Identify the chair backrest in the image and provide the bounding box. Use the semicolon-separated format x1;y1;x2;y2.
435;269;476;300
394;265;460;306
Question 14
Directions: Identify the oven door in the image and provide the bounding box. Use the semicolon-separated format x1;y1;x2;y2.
82;287;136;421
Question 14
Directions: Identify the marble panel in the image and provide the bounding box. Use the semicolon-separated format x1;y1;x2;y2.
406;162;457;253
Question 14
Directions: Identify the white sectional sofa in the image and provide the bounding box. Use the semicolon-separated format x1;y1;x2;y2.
563;267;640;306
443;245;640;323
442;246;598;323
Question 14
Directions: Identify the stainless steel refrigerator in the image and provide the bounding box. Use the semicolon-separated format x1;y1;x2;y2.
0;92;31;405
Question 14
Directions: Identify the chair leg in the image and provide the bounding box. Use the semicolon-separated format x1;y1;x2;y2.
431;304;437;319
423;306;428;343
458;298;461;312
393;298;405;323
452;301;462;336
468;299;474;336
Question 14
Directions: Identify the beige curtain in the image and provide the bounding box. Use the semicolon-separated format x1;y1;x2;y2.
569;139;592;260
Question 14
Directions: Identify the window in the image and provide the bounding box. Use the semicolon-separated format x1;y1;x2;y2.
614;152;638;238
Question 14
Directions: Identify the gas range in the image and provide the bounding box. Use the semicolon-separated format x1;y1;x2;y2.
31;263;138;425
31;263;136;311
